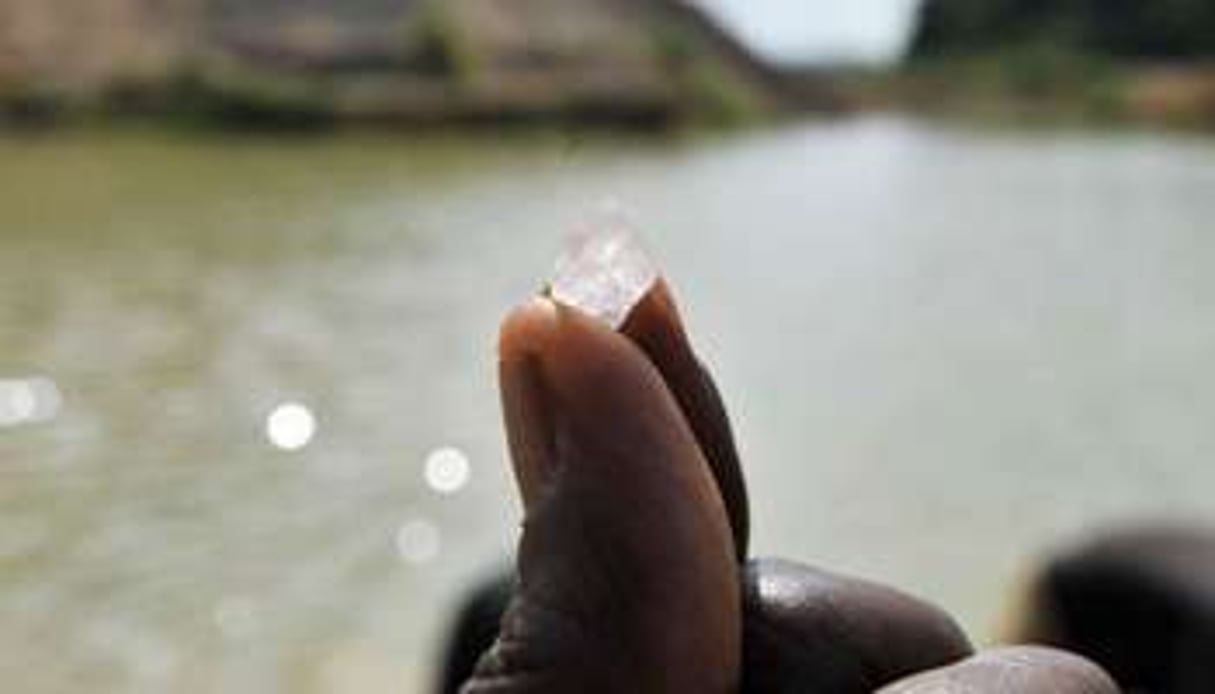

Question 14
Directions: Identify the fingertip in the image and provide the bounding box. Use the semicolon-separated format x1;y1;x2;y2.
541;296;669;407
499;297;560;365
877;646;1119;694
489;292;742;694
499;295;676;509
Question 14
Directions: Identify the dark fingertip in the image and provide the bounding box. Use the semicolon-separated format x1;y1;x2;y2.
482;294;743;694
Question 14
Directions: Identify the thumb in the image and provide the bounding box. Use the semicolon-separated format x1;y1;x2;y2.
876;646;1118;694
464;298;740;693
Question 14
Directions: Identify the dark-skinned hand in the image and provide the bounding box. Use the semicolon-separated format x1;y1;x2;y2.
455;277;1118;694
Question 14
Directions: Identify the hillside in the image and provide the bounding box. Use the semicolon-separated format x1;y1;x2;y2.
0;0;800;127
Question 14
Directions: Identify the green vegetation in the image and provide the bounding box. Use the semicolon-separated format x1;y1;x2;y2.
902;0;1215;129
911;0;1215;61
651;21;767;127
906;44;1120;112
681;60;765;126
0;81;64;126
160;64;337;130
652;20;700;66
404;1;479;84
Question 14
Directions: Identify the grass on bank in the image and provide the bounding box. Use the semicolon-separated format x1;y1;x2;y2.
893;46;1215;129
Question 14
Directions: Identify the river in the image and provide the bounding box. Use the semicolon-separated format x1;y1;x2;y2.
2;117;1214;692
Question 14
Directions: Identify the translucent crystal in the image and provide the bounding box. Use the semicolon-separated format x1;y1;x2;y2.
549;214;658;328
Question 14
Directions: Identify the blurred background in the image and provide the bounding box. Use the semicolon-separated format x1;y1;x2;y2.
2;1;1215;692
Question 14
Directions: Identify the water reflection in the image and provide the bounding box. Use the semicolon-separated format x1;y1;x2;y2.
397;519;442;566
424;447;472;495
0;377;62;428
265;403;317;452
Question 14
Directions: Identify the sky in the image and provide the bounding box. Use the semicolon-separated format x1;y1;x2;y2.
694;0;924;65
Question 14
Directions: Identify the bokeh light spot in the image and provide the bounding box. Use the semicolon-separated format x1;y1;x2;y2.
424;446;471;495
0;377;62;428
396;519;441;565
266;403;316;451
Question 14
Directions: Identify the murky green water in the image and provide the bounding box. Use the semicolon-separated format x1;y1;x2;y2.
2;118;1215;693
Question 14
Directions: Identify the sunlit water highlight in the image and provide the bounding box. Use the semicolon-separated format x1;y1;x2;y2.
0;377;62;428
2;118;1215;693
424;447;471;496
266;403;317;452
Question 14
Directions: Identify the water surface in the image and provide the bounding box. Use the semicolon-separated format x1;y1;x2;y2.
2;118;1215;692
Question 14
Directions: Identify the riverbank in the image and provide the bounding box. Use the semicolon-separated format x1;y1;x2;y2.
906;63;1215;131
892;0;1215;132
829;60;1215;133
7;61;1212;136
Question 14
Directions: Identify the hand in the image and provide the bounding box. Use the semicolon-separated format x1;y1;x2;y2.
455;280;1118;693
